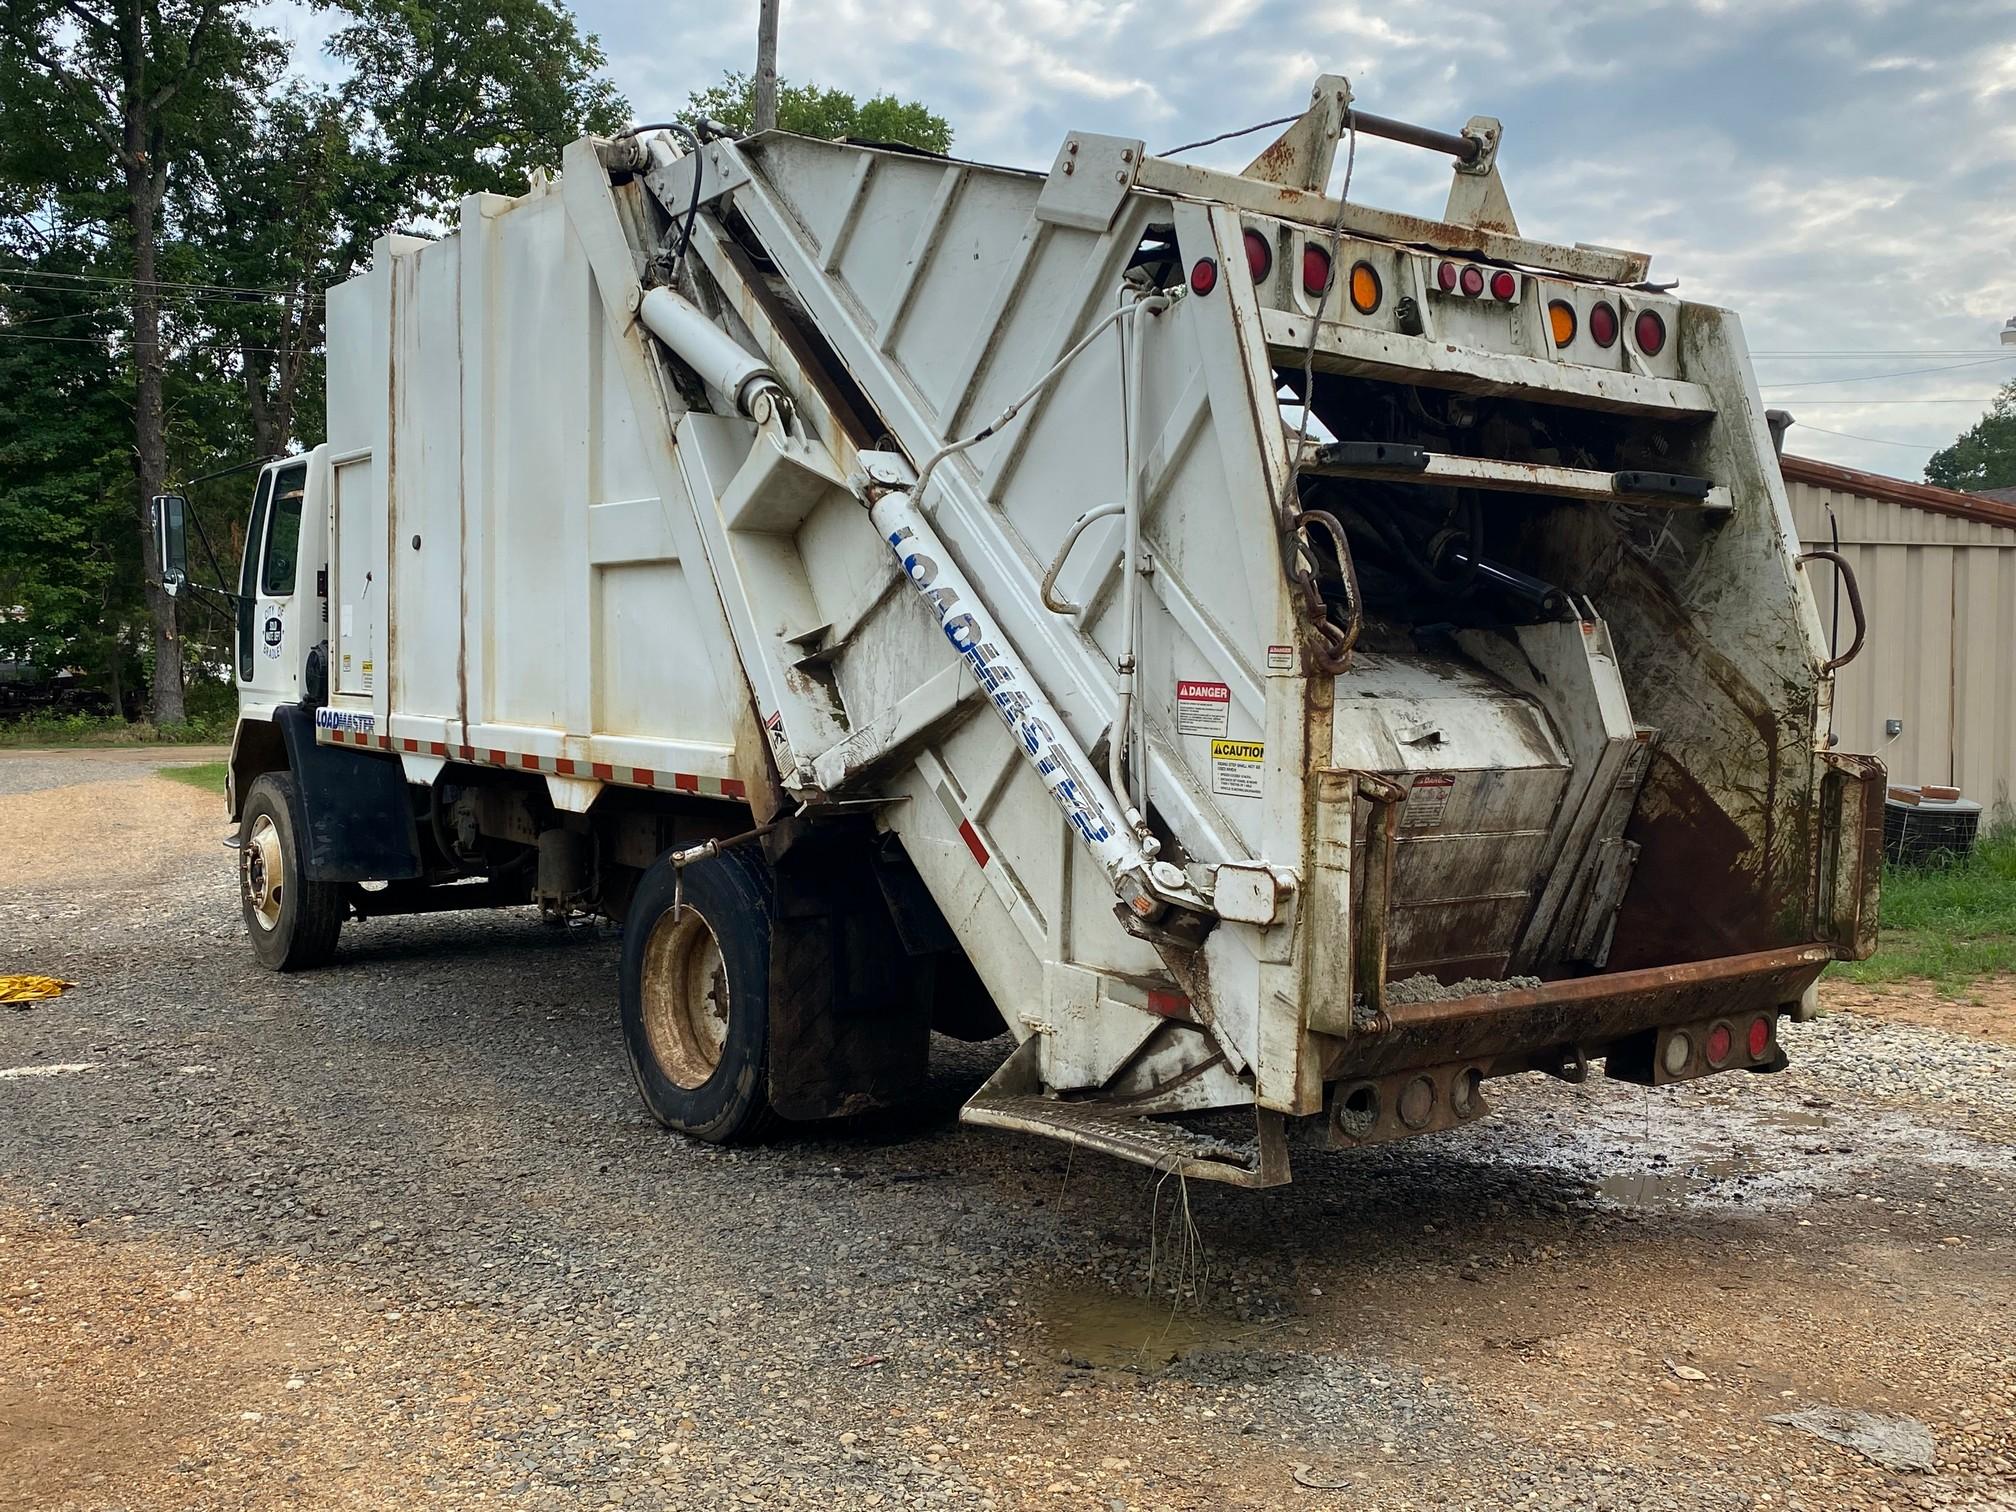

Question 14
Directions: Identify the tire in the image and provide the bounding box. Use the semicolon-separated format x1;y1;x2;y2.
620;845;777;1143
239;772;345;971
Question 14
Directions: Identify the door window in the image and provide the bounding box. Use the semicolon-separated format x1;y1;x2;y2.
261;468;306;595
237;470;275;682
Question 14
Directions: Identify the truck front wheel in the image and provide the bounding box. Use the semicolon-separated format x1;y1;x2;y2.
620;846;776;1143
239;772;345;971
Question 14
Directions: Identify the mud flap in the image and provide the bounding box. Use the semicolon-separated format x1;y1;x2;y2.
274;705;422;883
764;827;933;1121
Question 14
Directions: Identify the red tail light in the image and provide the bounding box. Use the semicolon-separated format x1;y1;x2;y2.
1302;243;1333;296
1747;1015;1772;1060
1489;270;1516;301
1706;1022;1734;1066
1243;229;1273;283
1589;301;1619;348
1436;261;1459;293
1189;258;1219;296
1459;265;1485;297
1634;309;1667;356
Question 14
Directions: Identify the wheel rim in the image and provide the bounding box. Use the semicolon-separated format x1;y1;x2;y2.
640;905;731;1089
243;814;285;932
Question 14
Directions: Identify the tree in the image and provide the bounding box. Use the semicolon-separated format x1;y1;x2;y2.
0;238;134;705
0;0;628;724
1926;381;2016;493
688;70;952;155
198;0;627;461
0;0;285;722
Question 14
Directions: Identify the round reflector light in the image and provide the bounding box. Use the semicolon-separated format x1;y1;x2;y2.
1348;261;1381;314
1661;1031;1693;1077
1437;261;1459;292
1748;1016;1772;1060
1459;265;1485;297
1302;243;1333;296
1589;301;1619;348
1547;300;1577;347
1189;257;1219;296
1634;308;1667;356
1705;1022;1734;1066
1489;269;1517;301
1243;228;1273;283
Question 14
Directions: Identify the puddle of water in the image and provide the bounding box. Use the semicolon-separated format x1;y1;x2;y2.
1035;1284;1273;1371
1596;1156;1761;1207
1773;1111;1833;1130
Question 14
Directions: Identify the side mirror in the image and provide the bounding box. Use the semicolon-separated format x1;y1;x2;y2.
150;493;189;597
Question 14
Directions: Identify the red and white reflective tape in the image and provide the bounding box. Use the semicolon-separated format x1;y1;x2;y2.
315;726;746;800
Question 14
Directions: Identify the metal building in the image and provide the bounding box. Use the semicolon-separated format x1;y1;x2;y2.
1782;454;2016;808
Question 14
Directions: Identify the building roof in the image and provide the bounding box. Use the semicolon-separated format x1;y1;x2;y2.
1778;453;2016;532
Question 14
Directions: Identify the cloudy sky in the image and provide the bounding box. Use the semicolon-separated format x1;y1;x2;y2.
278;0;2016;479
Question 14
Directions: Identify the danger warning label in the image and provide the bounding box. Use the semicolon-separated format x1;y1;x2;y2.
1210;738;1265;799
1401;771;1456;829
1175;679;1231;737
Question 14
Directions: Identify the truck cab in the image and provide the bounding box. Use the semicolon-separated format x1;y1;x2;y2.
233;455;324;726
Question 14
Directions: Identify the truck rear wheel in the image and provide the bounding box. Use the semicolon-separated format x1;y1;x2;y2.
620;846;776;1143
239;772;345;971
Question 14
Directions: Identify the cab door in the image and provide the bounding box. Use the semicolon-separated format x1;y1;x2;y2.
237;458;314;716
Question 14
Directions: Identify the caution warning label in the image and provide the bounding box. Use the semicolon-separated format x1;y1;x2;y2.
1175;679;1231;737
1210;738;1265;799
1401;771;1456;829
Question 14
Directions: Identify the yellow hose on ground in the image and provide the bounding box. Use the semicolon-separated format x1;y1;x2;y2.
0;975;74;1005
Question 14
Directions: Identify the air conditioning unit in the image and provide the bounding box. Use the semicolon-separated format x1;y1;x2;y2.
1883;785;1982;867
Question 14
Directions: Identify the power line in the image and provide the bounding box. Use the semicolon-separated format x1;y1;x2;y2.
1753;350;2009;358
0;266;322;301
1769;397;1996;405
1791;421;1940;449
0;276;320;311
1759;355;2016;389
0;330;291;355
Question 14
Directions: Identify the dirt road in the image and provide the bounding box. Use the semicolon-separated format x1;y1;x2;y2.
2;757;2012;1510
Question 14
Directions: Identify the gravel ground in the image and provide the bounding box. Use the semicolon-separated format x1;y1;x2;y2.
2;752;2013;1511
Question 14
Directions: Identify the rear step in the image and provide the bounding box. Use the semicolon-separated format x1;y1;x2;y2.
1307;441;1730;512
960;1041;1290;1187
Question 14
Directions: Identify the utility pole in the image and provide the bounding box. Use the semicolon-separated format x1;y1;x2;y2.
754;0;779;133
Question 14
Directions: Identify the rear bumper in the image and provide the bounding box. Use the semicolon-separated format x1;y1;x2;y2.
1321;942;1836;1081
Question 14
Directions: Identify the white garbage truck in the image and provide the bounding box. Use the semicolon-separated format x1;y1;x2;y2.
155;76;1882;1185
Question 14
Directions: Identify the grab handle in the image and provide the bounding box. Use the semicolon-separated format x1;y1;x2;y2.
1798;549;1866;673
1039;501;1123;614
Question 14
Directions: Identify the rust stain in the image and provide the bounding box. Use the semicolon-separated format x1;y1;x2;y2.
1247;137;1301;185
1322;943;1832;1081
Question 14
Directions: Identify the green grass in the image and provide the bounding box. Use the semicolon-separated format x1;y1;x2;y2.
1833;825;2016;993
156;760;228;793
0;712;234;748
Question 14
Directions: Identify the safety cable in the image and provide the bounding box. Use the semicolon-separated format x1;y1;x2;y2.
908;300;1153;506
1158;113;1302;158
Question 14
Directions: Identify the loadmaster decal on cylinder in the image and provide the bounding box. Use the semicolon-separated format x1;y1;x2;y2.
889;524;1115;847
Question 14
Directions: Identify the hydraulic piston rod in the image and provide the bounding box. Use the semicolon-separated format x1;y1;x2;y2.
859;461;1201;921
